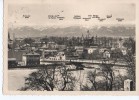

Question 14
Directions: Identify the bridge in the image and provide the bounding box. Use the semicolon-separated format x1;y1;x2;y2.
40;59;128;67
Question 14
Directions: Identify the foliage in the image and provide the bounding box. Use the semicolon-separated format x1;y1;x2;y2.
23;38;35;44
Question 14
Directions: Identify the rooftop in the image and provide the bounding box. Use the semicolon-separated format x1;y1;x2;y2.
8;58;16;61
23;52;40;56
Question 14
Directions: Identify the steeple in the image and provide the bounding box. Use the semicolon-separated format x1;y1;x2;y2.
8;32;11;41
81;33;84;41
87;30;90;39
96;35;98;44
81;33;84;46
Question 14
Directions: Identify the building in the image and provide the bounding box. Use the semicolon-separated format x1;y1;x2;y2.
8;58;17;67
30;42;42;50
8;33;14;49
74;46;84;56
103;50;111;59
20;44;31;51
83;47;97;54
8;50;25;61
41;49;58;58
48;52;66;60
84;48;93;54
22;52;40;66
74;46;83;50
121;48;127;55
57;52;66;60
99;48;107;53
90;46;98;48
47;42;58;49
57;45;67;50
117;38;124;48
39;44;48;51
76;49;83;55
15;38;24;47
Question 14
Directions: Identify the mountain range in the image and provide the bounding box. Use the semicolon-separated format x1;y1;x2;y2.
8;25;135;39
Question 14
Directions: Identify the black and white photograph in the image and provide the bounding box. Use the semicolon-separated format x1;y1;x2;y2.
4;0;139;95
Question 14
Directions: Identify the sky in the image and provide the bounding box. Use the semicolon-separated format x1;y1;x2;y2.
8;0;136;28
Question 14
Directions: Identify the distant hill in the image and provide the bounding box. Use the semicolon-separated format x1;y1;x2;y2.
8;25;135;39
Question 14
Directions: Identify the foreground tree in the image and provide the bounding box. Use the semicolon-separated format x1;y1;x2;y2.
20;66;56;91
20;65;76;91
87;70;97;90
123;37;135;90
101;64;114;91
123;51;135;90
55;65;76;91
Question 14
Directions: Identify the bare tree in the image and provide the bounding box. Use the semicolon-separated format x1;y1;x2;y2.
122;38;135;90
20;65;76;91
55;64;76;91
20;66;56;91
123;51;135;90
113;70;128;91
86;70;97;90
100;64;114;91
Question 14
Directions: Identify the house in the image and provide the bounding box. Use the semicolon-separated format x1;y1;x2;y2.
8;58;17;67
15;38;24;46
58;45;67;50
14;46;21;51
111;47;115;51
30;42;42;49
66;46;75;51
47;42;58;49
99;48;107;53
39;44;48;51
8;50;25;61
22;52;40;66
48;52;66;60
103;50;111;59
42;49;58;58
83;47;97;54
90;46;98;48
121;48;127;55
21;44;31;51
117;38;124;48
76;49;83;55
74;46;84;56
74;46;83;50
31;41;42;47
57;52;66;60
